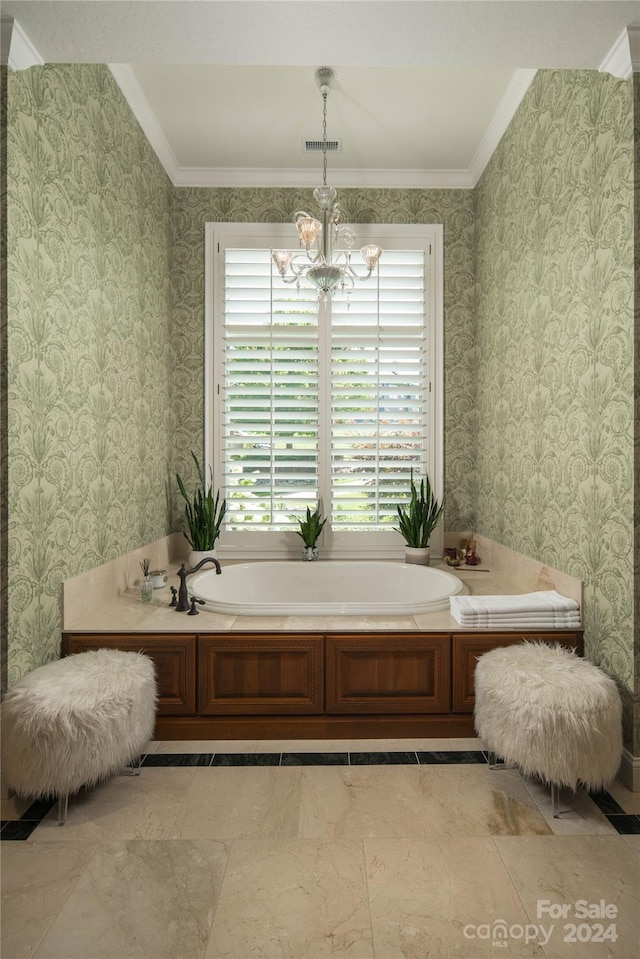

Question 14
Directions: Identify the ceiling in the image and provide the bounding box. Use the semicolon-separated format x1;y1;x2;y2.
3;1;639;188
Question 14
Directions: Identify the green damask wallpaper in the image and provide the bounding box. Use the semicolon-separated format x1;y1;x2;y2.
6;64;173;683
170;187;477;528
634;72;640;755
475;70;636;746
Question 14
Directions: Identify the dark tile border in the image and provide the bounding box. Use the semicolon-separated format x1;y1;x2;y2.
1;819;41;840
605;814;640;835
417;750;487;764
280;752;348;766
211;753;281;767
350;751;418;765
142;753;214;767
1;797;55;841
587;790;626;816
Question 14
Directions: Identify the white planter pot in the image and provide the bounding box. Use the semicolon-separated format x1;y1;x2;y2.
404;546;430;566
301;546;319;561
188;548;217;569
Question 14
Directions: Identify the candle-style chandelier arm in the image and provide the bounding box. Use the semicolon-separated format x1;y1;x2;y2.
272;249;324;283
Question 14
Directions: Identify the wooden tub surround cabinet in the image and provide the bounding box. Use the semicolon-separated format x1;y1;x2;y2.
61;629;584;740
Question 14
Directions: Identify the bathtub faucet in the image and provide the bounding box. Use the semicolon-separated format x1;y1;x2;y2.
174;557;221;612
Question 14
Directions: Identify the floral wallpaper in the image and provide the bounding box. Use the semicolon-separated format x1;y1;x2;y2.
1;65;9;694
634;72;640;755
475;70;636;747
169;187;477;529
6;64;173;683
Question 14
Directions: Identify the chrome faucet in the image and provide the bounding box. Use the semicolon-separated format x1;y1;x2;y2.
174;557;221;612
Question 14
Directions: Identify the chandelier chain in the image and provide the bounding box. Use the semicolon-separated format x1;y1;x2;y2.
322;92;328;187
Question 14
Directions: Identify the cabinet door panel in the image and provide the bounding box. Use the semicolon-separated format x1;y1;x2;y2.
62;634;196;715
326;633;450;714
452;631;584;713
198;634;324;714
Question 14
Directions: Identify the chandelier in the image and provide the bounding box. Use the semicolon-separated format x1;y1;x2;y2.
271;67;382;299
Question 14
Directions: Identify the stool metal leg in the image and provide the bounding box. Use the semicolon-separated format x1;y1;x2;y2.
488;751;506;769
57;793;68;825
550;783;573;818
121;754;141;777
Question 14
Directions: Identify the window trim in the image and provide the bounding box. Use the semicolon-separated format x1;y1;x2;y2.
204;222;444;561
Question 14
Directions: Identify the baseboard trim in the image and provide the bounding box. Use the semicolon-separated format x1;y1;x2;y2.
618;747;640;792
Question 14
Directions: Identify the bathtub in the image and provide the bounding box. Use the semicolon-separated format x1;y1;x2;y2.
189;561;465;616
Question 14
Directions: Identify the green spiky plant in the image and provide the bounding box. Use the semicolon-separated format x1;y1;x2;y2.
294;505;327;548
394;470;443;548
176;452;227;550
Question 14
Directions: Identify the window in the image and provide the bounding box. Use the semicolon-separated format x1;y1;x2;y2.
206;223;443;560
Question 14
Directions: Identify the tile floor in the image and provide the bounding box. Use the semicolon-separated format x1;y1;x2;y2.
1;738;639;959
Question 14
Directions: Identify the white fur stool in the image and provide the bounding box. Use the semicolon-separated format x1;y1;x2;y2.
474;641;622;815
1;649;156;824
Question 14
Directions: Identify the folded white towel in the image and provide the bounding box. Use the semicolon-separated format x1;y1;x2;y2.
451;610;581;629
452;614;582;628
450;590;579;616
454;610;581;622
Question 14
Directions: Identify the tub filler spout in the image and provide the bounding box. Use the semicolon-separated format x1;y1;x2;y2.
174;557;221;612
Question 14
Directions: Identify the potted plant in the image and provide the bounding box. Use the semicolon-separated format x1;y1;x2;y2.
394;471;443;565
176;451;226;567
294;505;327;561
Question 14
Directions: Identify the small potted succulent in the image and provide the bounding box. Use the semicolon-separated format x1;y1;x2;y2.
295;505;327;561
176;451;226;567
394;470;443;565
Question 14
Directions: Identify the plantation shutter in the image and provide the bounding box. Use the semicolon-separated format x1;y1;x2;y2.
330;250;427;529
215;231;434;543
222;249;320;531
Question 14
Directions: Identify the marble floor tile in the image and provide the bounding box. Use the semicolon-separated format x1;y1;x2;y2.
495;835;640;959
1;841;97;959
417;765;552;837
256;737;452;753
254;738;347;753
365;836;544;958
622;834;640;857
29;768;195;842
171;766;302;839
519;777;617;835
154;739;258;754
448;737;485;750
204;838;373;958
33;839;229;959
299;765;426;838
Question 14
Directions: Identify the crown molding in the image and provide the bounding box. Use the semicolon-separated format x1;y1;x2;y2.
468;68;537;187
4;19;43;70
599;25;640;79
108;63;181;184
172;166;474;189
112;63;534;192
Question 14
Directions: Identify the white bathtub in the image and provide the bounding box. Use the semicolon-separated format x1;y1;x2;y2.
189;561;465;616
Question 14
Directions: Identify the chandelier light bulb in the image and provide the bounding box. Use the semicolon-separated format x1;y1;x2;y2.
272;250;294;276
296;216;322;250
361;245;383;272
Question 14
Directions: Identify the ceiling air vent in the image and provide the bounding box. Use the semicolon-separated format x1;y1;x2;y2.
303;138;342;153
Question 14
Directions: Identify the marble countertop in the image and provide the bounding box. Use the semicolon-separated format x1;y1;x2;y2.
63;561;554;634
